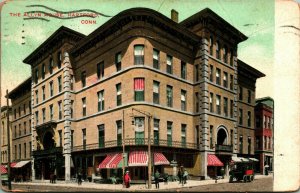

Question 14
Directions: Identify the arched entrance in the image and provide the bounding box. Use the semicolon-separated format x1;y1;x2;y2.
43;132;55;149
217;128;228;145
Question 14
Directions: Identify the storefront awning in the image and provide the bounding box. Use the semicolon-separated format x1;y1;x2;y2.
99;154;116;168
249;158;259;162
12;160;31;168
1;165;7;174
107;153;123;168
231;156;242;162
154;152;170;165
207;154;224;167
10;162;17;167
128;151;148;167
99;153;128;169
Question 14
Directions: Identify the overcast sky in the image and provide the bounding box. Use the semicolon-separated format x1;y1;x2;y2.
1;0;274;105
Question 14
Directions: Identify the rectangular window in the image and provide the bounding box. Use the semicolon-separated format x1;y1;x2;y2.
19;144;21;159
134;45;144;65
49;58;53;74
116;120;122;146
181;61;186;79
58;101;62;120
248;137;251;154
247;111;251;127
116;83;122;106
134;117;145;145
97;61;104;79
35;90;39;104
134;78;145;101
98;124;105;148
19;124;21;136
239;86;243;100
230;100;234;118
209;36;213;55
166;85;173;107
223;72;228;88
29;142;32;155
195;65;199;82
181;124;186;147
256;116;261;128
223;46;228;63
58;76;62;93
35;68;39;84
239;135;243;154
29;120;31;133
82;128;86;150
247;90;251;103
19;107;21;117
71;130;74;149
181;90;186;111
216;41;220;59
216;68;221;85
153;81;160;104
210;92;214;113
49;104;53;120
231;130;233;146
57;51;62;69
24;104;26;115
81;71;86;87
230;74;234;90
153;119;159;145
58;130;62;147
115;52;122;71
153;49;160;69
195;92;199;113
263;115;267;128
70;75;74;90
224;97;228;117
14;126;17;138
42;86;45;101
196;126;200;149
24;143;26;159
210;65;213;82
35;111;39;125
42;108;46;123
230;49;234;66
42;63;45;79
210;125;213;149
49;81;54;97
24;122;26;135
167;121;172;146
14;145;17;160
70;100;74;118
82;97;86;117
216;95;221;114
239;108;243;125
29;101;31;113
97;90;105;112
166;55;173;74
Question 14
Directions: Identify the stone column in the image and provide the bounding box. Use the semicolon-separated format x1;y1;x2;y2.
31;73;36;181
232;48;238;155
63;52;72;182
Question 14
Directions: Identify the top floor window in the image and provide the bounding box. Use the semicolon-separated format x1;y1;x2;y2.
181;61;186;79
134;45;144;65
239;86;243;100
41;63;45;79
57;51;62;69
223;72;228;88
97;61;104;79
35;68;39;84
181;90;186;111
247;90;251;103
166;85;173;107
209;36;213;55
115;52;122;71
81;71;86;88
216;41;220;59
223;46;228;63
209;65;213;82
49;57;54;74
166;55;173;74
153;49;160;69
230;49;234;66
49;81;54;97
216;68;221;85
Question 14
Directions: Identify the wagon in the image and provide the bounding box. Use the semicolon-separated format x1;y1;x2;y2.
229;157;258;183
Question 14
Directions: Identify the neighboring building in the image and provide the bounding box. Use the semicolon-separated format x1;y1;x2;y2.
254;97;274;174
17;7;265;181
7;77;32;181
1;106;12;165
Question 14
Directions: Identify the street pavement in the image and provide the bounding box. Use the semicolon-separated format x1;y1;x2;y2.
1;174;273;192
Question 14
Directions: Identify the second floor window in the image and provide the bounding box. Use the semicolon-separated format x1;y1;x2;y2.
210;92;214;113
216;95;221;114
98;124;105;148
97;90;105;112
134;78;144;101
239;135;243;154
154;119;159;145
181;61;186;79
223;97;228;117
42;108;46;123
58;101;62;120
35;111;39;125
239;108;243;125
223;72;228;88
230;74;234;90
210;65;213;82
81;71;86;88
115;52;122;71
49;104;53;120
153;81;160;104
49;81;54;97
58;76;62;93
82;97;86;116
166;85;173;107
35;90;38;104
134;45;144;65
42;86;45;101
153;49;159;69
230;100;234;118
166;55;173;74
82;128;86;149
216;68;220;85
116;83;122;106
167;121;172;146
247;111;251;127
181;90;186;111
116;120;122;146
181;124;186;147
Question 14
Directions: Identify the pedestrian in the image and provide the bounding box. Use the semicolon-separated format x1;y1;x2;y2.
220;167;225;179
77;169;82;185
154;170;160;189
183;169;188;184
177;169;182;184
50;173;54;184
124;170;131;188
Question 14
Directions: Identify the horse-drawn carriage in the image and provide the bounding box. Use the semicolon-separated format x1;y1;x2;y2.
229;157;258;183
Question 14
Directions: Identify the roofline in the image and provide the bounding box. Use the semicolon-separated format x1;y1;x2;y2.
6;77;32;98
180;8;247;43
23;26;86;65
237;59;265;78
71;7;201;55
255;96;274;102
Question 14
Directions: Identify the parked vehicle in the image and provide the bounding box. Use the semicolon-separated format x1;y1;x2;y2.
229;157;258;183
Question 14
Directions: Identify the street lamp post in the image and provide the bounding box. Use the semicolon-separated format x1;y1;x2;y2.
132;108;152;189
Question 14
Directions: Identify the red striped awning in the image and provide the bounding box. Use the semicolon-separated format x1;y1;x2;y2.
10;162;17;168
98;154;115;169
207;154;224;167
107;153;123;168
134;78;144;91
154;153;170;165
128;151;148;166
1;165;7;174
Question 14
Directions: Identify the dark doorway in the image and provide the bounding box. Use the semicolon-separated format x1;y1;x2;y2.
43;132;55;149
217;129;227;145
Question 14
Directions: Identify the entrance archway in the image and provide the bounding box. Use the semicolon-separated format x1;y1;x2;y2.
43;132;55;150
217;127;228;145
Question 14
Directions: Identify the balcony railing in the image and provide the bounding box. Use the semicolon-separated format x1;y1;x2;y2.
32;147;63;156
215;144;233;152
71;138;197;152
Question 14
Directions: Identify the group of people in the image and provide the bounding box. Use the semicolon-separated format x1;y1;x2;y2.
178;168;189;185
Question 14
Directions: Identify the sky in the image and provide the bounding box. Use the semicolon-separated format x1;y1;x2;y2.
0;0;274;105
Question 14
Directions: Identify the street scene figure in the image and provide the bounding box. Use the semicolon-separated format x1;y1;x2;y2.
77;169;82;185
183;169;188;184
177;168;182;184
124;171;131;188
220;167;225;179
154;170;160;189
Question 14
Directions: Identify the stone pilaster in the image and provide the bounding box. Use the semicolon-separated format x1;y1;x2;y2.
232;48;238;154
31;74;35;181
63;52;72;182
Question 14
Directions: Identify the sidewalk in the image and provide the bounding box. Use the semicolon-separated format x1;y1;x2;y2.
6;174;272;191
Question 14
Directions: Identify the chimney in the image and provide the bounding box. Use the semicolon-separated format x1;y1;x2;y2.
171;9;178;23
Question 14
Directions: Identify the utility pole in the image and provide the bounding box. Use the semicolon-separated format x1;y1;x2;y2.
6;90;11;190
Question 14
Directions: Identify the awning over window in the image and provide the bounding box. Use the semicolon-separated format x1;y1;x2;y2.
10;162;17;167
154;153;170;165
107;153;122;168
99;153;127;169
207;154;224;167
1;165;7;174
99;154;116;169
12;160;31;168
249;158;259;162
128;151;148;167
